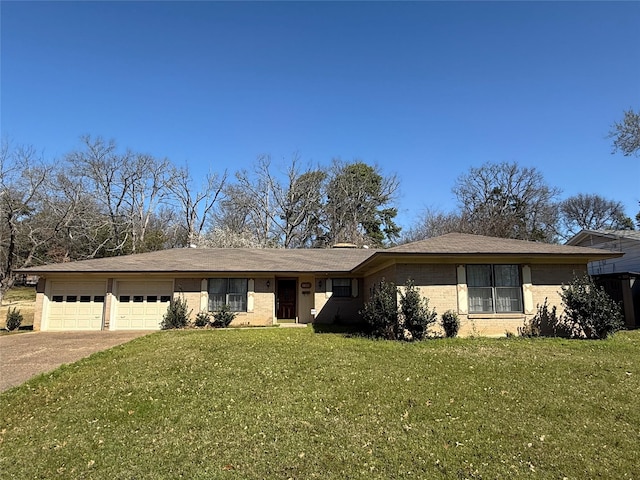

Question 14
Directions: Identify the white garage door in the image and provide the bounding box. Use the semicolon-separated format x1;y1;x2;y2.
47;281;106;331
114;281;173;330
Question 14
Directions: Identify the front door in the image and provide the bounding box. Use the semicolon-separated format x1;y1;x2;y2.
277;279;297;320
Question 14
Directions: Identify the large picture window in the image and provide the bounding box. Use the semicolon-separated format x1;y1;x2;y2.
208;278;248;312
467;265;522;314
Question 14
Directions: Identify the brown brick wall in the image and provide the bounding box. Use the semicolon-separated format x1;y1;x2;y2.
175;278;201;293
530;264;586;285
363;264;397;302
396;263;457;286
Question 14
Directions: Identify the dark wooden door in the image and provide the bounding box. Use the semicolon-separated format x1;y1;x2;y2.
277;280;296;320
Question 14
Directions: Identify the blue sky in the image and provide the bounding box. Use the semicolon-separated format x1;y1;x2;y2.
2;1;639;230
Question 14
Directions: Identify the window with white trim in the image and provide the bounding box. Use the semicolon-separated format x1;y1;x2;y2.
467;264;523;313
208;278;248;312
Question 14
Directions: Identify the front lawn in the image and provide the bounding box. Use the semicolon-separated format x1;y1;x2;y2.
1;328;639;479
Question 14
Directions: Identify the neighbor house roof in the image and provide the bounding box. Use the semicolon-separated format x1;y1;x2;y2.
18;233;621;276
566;229;640;246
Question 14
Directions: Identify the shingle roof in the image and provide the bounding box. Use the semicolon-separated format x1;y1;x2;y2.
19;247;377;274
566;229;640;245
386;233;620;256
18;233;620;275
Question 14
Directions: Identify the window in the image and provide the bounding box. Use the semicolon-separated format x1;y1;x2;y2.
147;295;158;303
467;264;522;314
120;295;130;303
80;296;91;303
66;295;77;303
332;278;352;297
52;295;63;302
94;296;105;303
160;295;171;303
208;278;248;312
133;295;144;303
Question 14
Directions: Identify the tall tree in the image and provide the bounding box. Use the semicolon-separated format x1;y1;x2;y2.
323;160;400;247
212;155;326;248
273;156;326;248
0;140;49;301
609;108;640;157
454;161;560;242
169;165;226;248
125;153;175;253
558;193;634;240
67;136;177;255
66;136;133;254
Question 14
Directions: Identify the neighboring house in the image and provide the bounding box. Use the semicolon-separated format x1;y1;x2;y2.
567;229;640;328
18;233;619;336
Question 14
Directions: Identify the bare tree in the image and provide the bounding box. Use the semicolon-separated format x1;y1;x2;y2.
213;154;326;248
402;208;466;243
558;193;634;240
66;136;178;255
609;108;640;157
169;165;226;247
125;153;175;252
225;155;277;247
0;140;49;301
454;162;560;242
66;136;136;254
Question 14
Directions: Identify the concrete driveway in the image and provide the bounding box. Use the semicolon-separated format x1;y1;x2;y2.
0;331;151;392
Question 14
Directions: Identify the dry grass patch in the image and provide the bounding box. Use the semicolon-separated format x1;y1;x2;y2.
0;287;35;330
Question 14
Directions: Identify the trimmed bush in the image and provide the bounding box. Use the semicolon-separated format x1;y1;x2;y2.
441;310;460;338
399;280;437;340
5;307;23;331
194;311;211;327
560;274;624;339
212;304;236;328
161;296;191;330
360;279;398;340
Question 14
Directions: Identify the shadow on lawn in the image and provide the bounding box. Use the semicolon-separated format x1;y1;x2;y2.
311;322;372;337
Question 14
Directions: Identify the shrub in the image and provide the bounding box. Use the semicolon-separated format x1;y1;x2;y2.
212;304;236;328
560;274;624;339
5;307;23;331
399;280;437;340
441;310;460;338
519;298;553;337
161;296;191;330
360;279;398;340
194;311;211;328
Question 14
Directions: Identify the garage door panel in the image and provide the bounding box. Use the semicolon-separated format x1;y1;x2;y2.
47;282;105;331
115;281;173;330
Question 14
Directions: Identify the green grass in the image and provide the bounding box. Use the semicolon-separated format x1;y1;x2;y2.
1;329;639;479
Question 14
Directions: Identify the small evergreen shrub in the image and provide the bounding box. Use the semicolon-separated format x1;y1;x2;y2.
399;280;437;340
194;311;211;328
360;279;398;340
5;307;23;331
161;296;191;330
212;304;236;328
441;310;460;338
560;274;624;339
